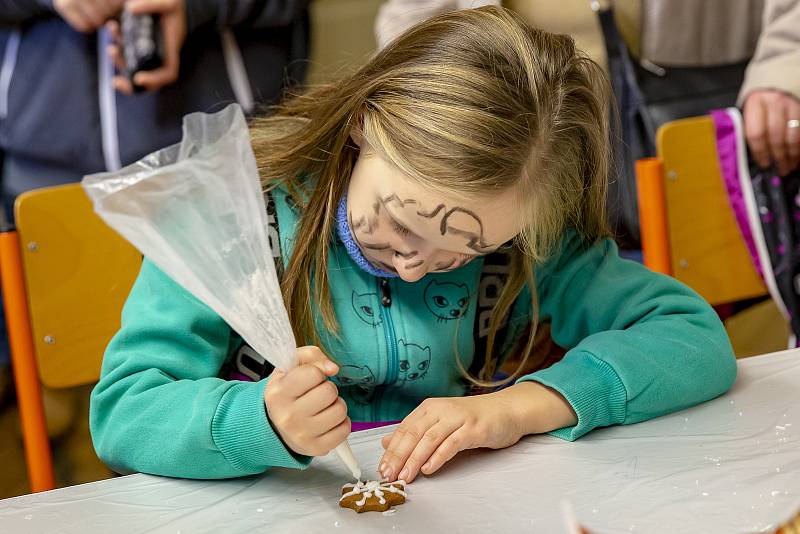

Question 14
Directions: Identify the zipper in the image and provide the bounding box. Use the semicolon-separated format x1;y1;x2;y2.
377;277;399;385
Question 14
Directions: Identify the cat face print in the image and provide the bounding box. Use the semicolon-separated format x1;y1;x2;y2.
398;340;431;382
334;364;376;389
424;280;470;322
352;291;382;326
333;365;377;405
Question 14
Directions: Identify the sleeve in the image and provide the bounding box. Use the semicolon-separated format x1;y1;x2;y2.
89;259;311;479
738;0;800;104
516;232;737;441
184;0;310;33
0;0;54;24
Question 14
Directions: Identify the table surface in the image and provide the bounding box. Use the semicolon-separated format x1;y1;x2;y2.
2;349;799;534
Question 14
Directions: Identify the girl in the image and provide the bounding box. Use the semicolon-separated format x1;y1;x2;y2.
90;7;736;483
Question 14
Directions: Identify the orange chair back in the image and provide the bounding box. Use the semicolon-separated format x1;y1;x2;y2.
0;183;140;492
637;116;767;305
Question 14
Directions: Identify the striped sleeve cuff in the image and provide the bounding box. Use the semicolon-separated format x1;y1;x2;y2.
516;351;628;441
212;379;311;473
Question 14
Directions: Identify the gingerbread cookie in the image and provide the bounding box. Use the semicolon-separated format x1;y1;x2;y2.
339;480;407;513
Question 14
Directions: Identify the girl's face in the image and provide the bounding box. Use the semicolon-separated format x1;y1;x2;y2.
346;150;521;283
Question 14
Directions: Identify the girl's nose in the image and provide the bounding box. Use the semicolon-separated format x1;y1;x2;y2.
393;254;429;283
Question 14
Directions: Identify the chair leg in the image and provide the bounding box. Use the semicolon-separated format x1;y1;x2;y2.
0;230;55;492
636;158;672;275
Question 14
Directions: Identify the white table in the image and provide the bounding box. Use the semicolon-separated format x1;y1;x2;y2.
2;350;799;534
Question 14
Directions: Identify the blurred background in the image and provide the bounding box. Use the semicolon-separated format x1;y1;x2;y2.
0;0;797;499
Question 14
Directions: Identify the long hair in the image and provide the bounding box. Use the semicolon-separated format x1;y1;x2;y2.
250;6;612;386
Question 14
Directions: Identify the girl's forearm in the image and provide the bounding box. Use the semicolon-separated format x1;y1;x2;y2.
496;381;578;436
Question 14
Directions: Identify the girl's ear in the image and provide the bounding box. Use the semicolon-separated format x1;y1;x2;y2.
349;112;365;148
349;129;363;148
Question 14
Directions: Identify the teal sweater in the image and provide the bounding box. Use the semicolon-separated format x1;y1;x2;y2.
89;188;736;479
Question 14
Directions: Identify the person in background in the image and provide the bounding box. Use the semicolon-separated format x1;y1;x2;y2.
0;0;310;411
376;0;763;93
378;0;799;177
375;0;800;246
739;0;800;177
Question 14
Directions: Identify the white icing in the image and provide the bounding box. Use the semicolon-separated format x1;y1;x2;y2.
339;480;408;509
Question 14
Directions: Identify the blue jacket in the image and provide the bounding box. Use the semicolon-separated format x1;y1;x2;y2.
0;0;309;198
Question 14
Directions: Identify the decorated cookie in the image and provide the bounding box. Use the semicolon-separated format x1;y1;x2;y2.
339;480;407;513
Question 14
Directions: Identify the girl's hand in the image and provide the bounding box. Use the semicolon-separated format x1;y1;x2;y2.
378;381;577;483
264;346;351;457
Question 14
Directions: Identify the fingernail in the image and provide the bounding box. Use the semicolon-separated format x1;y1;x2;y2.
325;362;338;373
398;468;409;481
422;461;432;472
378;462;386;477
383;466;394;481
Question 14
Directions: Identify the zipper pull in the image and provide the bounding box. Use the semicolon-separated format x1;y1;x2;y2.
380;278;392;307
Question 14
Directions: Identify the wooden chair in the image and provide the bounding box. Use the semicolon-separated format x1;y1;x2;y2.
636;115;767;305
0;183;141;493
636;115;794;356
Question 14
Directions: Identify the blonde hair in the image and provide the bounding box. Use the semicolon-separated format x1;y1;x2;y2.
250;6;612;387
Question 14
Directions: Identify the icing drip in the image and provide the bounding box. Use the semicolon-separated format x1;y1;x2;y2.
339;480;408;508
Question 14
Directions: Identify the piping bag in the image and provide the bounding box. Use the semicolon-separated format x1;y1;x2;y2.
82;104;362;480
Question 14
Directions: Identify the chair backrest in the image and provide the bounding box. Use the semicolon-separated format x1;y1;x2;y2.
638;115;767;306
14;183;141;388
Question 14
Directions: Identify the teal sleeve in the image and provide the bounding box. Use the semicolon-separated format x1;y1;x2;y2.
89;259;311;479
516;233;737;441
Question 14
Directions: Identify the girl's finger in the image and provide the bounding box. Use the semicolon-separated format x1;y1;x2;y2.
310;397;349;436
396;419;461;483
420;426;472;476
317;417;352;454
280;365;327;399
378;411;423;477
296;346;339;376
379;411;437;481
294;380;339;417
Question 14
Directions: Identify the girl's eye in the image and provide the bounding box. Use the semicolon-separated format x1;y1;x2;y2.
392;221;410;236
